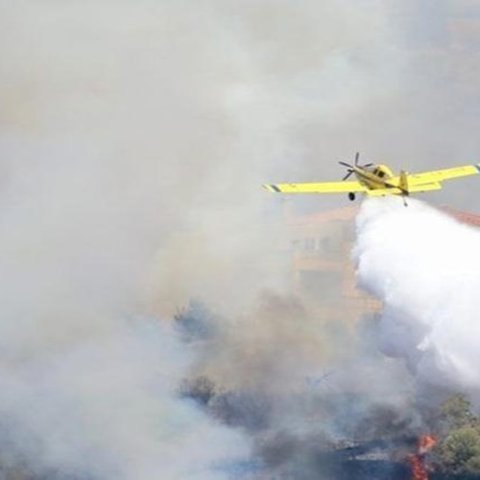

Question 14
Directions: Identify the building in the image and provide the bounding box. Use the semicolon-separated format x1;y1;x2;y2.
287;203;480;324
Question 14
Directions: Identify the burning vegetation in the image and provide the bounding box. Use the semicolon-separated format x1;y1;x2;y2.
408;435;437;480
174;301;480;480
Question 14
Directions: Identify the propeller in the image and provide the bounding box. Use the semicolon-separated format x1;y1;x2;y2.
339;152;373;180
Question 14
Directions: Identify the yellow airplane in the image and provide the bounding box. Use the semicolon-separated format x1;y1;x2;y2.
263;153;480;203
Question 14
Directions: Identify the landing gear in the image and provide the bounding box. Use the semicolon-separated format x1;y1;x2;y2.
348;192;356;201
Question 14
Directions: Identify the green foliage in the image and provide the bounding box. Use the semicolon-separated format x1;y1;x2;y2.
439;427;480;474
437;394;480;475
441;394;476;430
465;453;480;475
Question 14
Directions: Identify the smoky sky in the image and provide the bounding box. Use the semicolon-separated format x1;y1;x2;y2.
1;1;480;479
2;1;480;221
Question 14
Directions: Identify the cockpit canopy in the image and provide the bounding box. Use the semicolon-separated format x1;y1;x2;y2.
371;164;394;179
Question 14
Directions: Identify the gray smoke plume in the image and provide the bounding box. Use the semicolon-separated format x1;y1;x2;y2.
0;320;250;479
180;295;422;479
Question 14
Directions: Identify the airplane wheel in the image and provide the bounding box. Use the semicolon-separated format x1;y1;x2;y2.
348;192;355;201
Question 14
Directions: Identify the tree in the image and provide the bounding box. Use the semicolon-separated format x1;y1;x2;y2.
440;394;476;430
439;427;480;474
436;394;480;475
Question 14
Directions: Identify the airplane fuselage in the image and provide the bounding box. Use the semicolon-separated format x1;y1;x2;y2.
352;164;395;190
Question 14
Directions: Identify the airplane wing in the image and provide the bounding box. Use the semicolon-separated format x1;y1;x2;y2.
263;181;367;194
366;182;442;196
390;164;480;186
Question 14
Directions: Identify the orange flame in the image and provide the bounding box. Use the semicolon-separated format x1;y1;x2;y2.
409;434;437;480
418;434;437;455
408;454;428;480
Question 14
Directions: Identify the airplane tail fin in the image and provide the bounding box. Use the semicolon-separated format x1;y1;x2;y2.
399;170;409;195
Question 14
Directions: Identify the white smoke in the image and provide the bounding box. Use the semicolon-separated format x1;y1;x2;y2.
0;320;250;480
354;197;480;397
0;2;264;477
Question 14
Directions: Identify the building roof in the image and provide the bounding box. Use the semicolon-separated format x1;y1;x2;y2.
288;203;480;227
441;206;480;227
